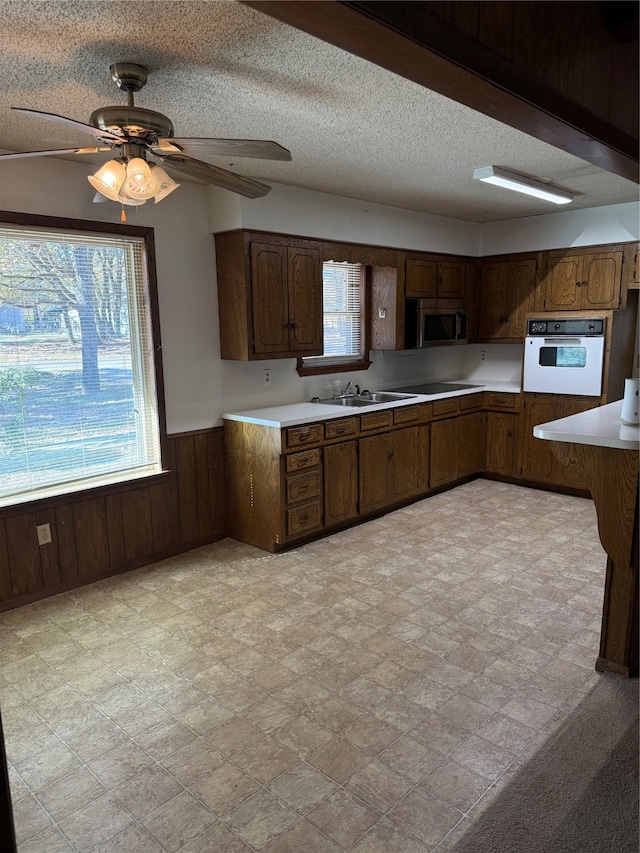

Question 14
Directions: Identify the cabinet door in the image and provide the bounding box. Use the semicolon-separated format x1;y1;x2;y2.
251;243;289;354
581;251;623;310
405;257;437;297
478;262;507;340
543;256;582;311
391;425;429;502
438;260;466;299
288;246;323;353
485;412;516;476
359;433;392;513
324;441;359;526
458;413;485;477
507;259;537;338
430;418;459;488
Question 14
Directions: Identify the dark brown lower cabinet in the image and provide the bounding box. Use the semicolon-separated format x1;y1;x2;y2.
521;394;600;488
360;425;428;514
324;440;359;526
431;413;484;487
485;412;518;477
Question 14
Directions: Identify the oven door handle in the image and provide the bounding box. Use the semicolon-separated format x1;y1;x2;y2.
542;337;584;344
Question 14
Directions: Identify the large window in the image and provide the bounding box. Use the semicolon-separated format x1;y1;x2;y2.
0;216;164;507
299;260;369;374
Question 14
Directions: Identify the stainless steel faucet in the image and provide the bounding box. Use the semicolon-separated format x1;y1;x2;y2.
340;380;360;397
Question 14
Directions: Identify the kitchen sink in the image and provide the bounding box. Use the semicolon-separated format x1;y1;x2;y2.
358;391;417;402
314;396;378;407
312;391;417;407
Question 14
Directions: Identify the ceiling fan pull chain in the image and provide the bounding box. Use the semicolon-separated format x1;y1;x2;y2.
120;206;127;224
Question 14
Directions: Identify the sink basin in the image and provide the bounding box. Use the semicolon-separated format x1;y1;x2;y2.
314;396;377;407
313;391;417;407
358;392;417;403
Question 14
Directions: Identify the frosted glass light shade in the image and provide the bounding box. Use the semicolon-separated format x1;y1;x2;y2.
472;166;573;205
87;160;126;201
123;157;160;200
150;164;180;202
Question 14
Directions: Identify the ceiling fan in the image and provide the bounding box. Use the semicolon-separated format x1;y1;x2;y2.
1;62;291;213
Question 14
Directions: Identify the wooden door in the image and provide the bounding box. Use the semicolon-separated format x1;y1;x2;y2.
251;242;289;354
391;425;428;502
457;413;485;477
507;258;537;338
324;441;359;526
438;260;466;299
478;262;507;340
405;257;437;297
485;412;516;476
288;246;323;354
430;418;459;488
581;251;623;310
543;255;581;311
359;433;391;513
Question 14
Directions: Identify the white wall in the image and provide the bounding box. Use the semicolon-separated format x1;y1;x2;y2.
481;201;640;255
1;155;637;430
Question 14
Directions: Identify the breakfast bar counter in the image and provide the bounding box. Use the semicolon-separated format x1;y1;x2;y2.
534;400;639;676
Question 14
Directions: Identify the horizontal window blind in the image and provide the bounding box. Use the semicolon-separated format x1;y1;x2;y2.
309;261;364;362
0;223;161;505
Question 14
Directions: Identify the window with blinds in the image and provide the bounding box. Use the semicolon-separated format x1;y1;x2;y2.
0;221;163;506
303;261;365;367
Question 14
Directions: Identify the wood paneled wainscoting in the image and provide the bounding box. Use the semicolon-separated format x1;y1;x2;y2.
0;427;226;612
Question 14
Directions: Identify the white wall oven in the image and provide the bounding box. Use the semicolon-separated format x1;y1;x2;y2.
523;318;605;396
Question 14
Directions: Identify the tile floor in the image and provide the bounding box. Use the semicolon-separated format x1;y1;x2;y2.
1;479;608;852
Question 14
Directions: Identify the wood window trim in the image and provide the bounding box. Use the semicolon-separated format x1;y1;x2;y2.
0;209;168;508
297;262;371;376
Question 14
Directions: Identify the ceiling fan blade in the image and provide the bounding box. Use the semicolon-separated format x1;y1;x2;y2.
0;146;111;160
158;153;272;198
11;107;121;141
156;137;291;161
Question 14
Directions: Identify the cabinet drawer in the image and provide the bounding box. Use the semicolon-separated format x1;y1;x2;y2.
360;410;393;431
286;423;323;448
286;448;321;471
325;417;358;440
485;392;518;410
459;393;482;412
432;398;459;417
287;501;323;537
394;405;421;425
286;470;321;504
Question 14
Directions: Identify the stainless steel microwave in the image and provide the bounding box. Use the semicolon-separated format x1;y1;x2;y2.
404;300;468;348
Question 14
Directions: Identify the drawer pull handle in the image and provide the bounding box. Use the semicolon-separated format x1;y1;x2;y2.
299;513;309;522
299;484;309;492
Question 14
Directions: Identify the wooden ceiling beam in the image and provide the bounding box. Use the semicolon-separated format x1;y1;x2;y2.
243;0;639;184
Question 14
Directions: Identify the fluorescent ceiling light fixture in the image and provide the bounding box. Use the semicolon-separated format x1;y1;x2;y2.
473;165;574;205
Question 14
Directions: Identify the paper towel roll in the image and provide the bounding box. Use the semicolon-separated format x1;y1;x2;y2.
620;378;639;425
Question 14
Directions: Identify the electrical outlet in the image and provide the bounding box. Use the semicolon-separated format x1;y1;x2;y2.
481;351;487;362
263;368;271;386
36;523;52;546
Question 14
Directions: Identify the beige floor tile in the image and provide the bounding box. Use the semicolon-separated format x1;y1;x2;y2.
12;793;53;844
343;714;403;756
307;735;372;784
134;718;196;760
113;763;183;819
175;697;235;735
172;819;253;852
58;792;135;852
160;738;225;786
15;825;75;853
408;711;470;755
350;816;430;852
96;823;164;852
141;790;217;853
226;788;298;850
420;757;491;811
234;736;299;784
204;717;265;758
306;788;380;849
36;765;106;822
450;733;516;781
378;735;444;783
268;762;337;814
475;712;538;753
16;742;83;792
263;818;342;852
433;693;494;733
346;759;414;813
273;714;333;758
191;761;259;816
387;788;462;848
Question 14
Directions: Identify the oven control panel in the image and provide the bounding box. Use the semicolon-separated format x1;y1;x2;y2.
527;318;605;337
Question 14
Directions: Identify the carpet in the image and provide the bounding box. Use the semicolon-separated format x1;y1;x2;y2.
451;673;639;853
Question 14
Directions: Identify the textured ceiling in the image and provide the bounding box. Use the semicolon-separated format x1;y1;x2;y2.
0;0;637;222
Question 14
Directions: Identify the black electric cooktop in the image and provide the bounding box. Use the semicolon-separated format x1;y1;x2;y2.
391;382;483;395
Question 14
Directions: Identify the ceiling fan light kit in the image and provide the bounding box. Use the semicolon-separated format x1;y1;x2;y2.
2;62;292;220
473;165;574;204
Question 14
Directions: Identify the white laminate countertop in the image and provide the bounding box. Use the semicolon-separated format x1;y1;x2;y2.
533;400;640;450
223;380;520;428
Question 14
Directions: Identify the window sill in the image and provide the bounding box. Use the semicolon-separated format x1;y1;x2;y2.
296;358;372;377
